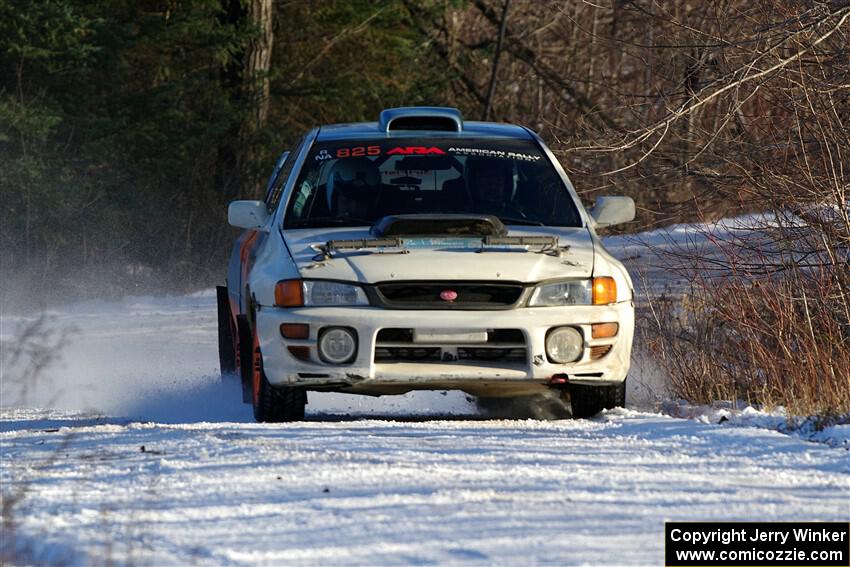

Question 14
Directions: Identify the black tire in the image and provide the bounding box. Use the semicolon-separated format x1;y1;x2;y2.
253;369;307;423
217;286;237;377
568;379;627;419
249;320;307;422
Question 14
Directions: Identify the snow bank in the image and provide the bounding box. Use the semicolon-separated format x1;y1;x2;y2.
660;400;850;450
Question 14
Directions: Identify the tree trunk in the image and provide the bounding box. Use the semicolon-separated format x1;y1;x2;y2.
218;0;274;201
243;0;274;134
483;0;510;120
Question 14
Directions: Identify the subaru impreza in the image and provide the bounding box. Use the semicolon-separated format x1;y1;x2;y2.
218;107;635;421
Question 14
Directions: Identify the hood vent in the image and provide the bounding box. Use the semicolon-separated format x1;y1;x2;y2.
379;107;463;133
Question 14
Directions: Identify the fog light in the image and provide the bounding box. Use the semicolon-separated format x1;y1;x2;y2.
318;327;357;364
545;326;583;363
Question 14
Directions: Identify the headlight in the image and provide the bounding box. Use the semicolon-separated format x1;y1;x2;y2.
303;281;368;306
528;280;591;306
275;280;369;307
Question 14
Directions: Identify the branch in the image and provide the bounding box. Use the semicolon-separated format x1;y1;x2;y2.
472;0;618;130
586;5;850;175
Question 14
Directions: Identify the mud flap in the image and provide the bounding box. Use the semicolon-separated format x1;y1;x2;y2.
216;286;237;376
236;315;253;404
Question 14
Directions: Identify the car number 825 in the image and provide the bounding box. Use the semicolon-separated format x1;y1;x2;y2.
336;146;381;158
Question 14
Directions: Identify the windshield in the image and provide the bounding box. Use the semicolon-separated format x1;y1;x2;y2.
283;137;582;229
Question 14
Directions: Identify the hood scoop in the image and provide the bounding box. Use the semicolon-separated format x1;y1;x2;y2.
371;214;507;238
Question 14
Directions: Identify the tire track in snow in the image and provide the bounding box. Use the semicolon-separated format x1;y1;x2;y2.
1;409;847;565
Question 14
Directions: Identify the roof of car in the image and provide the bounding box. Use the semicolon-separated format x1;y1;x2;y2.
316;121;533;141
315;107;534;142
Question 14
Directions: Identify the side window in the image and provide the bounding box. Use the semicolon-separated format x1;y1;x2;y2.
263;151;290;200
265;136;306;212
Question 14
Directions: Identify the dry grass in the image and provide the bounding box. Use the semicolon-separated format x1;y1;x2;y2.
1;316;70;407
643;226;850;417
1;317;73;565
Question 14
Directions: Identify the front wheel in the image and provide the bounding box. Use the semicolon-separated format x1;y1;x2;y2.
569;379;626;419
250;325;306;422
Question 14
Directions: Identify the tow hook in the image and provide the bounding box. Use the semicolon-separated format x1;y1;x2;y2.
547;373;570;390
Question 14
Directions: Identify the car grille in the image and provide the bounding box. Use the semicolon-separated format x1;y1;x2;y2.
374;282;524;309
374;328;527;364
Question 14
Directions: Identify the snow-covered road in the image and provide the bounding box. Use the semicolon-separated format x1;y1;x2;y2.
3;407;847;566
1;222;848;565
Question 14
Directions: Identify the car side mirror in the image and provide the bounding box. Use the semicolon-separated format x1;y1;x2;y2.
228;200;270;230
589;196;635;229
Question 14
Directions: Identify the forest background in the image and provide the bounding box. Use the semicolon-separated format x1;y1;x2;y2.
1;0;847;305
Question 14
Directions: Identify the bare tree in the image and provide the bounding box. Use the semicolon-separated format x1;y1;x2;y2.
483;0;511;120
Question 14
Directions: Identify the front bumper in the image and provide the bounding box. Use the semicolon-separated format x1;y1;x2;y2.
256;302;634;396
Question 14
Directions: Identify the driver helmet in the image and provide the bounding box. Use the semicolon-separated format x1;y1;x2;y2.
464;157;514;210
326;157;381;217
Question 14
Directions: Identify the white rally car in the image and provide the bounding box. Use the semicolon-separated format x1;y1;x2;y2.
218;107;635;422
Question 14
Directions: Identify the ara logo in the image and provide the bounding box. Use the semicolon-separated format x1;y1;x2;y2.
386;146;447;156
315;149;332;161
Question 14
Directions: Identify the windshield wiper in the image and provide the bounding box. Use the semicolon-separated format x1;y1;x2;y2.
310;236;408;261
497;216;544;226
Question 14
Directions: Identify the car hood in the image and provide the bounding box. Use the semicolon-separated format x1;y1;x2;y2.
283;226;594;283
